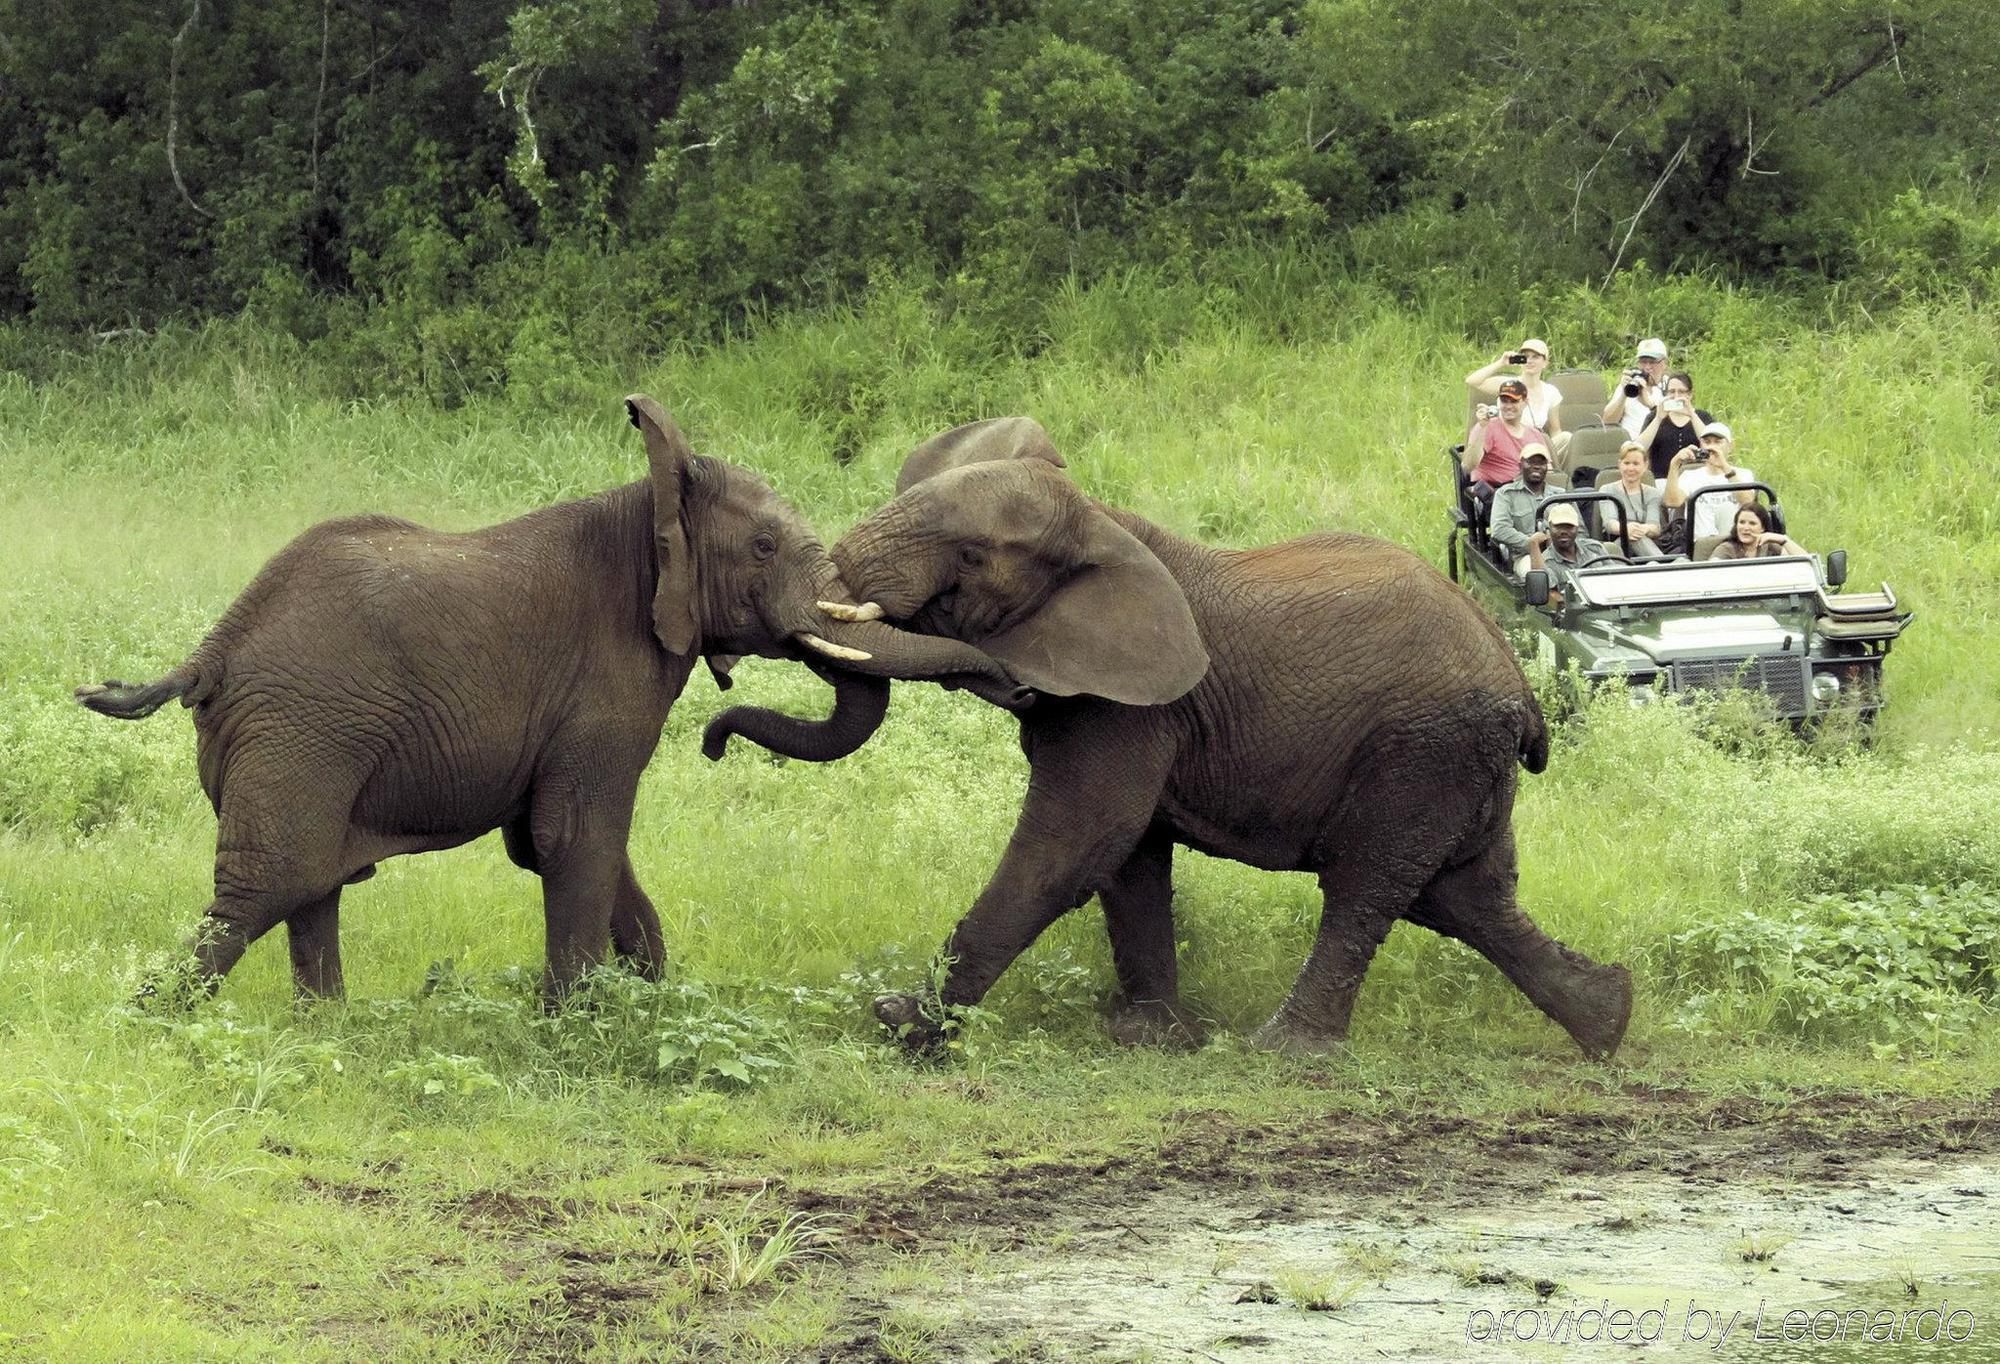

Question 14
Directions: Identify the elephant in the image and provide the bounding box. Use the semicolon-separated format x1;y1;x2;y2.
704;419;1634;1058
76;396;1024;1004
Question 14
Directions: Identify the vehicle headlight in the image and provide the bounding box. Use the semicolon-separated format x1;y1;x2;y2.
1811;673;1842;704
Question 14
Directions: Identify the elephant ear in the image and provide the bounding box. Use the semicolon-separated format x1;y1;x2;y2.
977;507;1207;706
627;394;700;656
896;416;1066;494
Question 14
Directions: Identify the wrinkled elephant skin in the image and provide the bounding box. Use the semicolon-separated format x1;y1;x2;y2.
723;430;1632;1060
77;397;1016;1004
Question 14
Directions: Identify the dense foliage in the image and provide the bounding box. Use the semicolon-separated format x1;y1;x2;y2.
4;0;1997;400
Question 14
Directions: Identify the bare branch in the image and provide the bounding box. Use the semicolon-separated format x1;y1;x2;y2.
495;61;543;166
167;0;215;220
1807;28;1904;109
1601;135;1689;289
1742;109;1779;178
1567;110;1648;231
309;0;331;199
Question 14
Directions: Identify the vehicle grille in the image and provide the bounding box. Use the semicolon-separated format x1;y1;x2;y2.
1669;654;1809;716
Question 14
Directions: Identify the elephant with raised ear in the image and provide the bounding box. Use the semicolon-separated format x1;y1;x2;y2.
706;420;1634;1058
76;396;1021;1004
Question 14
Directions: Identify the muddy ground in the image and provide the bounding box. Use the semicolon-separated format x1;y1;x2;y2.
788;1090;2000;1362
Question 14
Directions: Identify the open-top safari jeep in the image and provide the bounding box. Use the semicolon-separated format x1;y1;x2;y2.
1445;452;1912;724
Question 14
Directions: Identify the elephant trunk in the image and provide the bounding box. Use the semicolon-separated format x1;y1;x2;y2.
702;666;890;763
705;576;1031;764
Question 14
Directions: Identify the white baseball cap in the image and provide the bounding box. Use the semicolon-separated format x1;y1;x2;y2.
1702;423;1734;442
1545;503;1583;527
1636;338;1669;360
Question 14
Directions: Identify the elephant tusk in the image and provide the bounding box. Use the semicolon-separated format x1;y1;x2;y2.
816;599;884;622
800;633;873;662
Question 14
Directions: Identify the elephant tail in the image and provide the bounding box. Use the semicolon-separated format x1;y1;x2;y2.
1517;694;1550;774
73;664;203;720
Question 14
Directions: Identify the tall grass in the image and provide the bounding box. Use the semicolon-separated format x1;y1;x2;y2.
2;263;1997;1356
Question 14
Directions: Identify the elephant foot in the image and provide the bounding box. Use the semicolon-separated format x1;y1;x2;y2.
1106;997;1207;1050
1249;1013;1350;1057
1555;960;1634;1061
873;992;948;1054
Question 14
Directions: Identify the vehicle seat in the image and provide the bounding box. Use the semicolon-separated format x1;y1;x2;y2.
1549;367;1610;411
1692;534;1727;561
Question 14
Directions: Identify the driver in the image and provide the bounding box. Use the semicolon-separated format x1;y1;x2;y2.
1527;503;1611;606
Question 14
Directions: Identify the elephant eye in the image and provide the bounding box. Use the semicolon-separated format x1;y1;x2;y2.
957;544;986;570
752;533;779;560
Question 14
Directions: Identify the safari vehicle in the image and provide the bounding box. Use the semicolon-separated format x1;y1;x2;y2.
1445;459;1912;724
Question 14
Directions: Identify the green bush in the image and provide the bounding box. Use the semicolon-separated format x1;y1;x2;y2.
1669;886;2000;1052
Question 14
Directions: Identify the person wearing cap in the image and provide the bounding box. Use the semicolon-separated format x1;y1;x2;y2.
1486;442;1556;577
1462;377;1549;501
1603;338;1670;438
1637;370;1714;479
1664;423;1756;544
1467;338;1567;455
1527;502;1612;605
1596;441;1666;559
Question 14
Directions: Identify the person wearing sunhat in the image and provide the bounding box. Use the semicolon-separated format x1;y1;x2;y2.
1604;338;1670;438
1467;338;1566;454
1486;441;1557;577
1527;501;1612;605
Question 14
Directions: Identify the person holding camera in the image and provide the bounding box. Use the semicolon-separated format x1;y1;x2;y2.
1709;503;1807;560
1602;338;1669;438
1637;371;1713;479
1663;424;1757;543
1596;441;1666;559
1462;378;1548;502
1467;339;1567;458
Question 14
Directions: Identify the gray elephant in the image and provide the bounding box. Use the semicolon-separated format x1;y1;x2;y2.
76;397;1021;1003
706;419;1633;1058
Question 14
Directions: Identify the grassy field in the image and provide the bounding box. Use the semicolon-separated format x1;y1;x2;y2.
2;274;1998;1358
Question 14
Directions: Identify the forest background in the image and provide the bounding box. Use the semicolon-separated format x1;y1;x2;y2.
3;2;2000;1357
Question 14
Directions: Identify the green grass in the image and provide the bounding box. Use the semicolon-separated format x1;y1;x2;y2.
2;270;1998;1357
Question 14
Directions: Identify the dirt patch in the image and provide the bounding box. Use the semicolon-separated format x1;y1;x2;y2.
804;1090;2000;1361
802;1087;2000;1252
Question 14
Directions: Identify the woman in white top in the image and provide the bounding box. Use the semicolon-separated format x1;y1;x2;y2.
1466;339;1568;457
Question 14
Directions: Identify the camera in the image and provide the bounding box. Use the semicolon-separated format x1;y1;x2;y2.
1506;351;1530;364
1621;369;1644;397
1476;404;1495;420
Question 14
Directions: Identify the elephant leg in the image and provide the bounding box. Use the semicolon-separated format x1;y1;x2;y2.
1405;830;1633;1059
148;776;354;1005
500;813;540;873
876;709;1173;1048
1254;860;1417;1053
285;889;345;1001
527;758;640;1002
609;856;666;980
1099;827;1203;1048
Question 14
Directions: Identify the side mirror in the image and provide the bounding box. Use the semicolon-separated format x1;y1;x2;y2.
1525;569;1551;607
1826;549;1848;588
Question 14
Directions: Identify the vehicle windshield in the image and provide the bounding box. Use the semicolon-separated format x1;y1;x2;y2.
1569;555;1821;607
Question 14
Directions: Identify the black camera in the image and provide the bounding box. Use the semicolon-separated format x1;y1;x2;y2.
1506;351;1530;364
1621;369;1644;397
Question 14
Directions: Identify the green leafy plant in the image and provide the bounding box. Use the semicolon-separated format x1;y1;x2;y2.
383;1050;504;1101
1670;885;2000;1050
